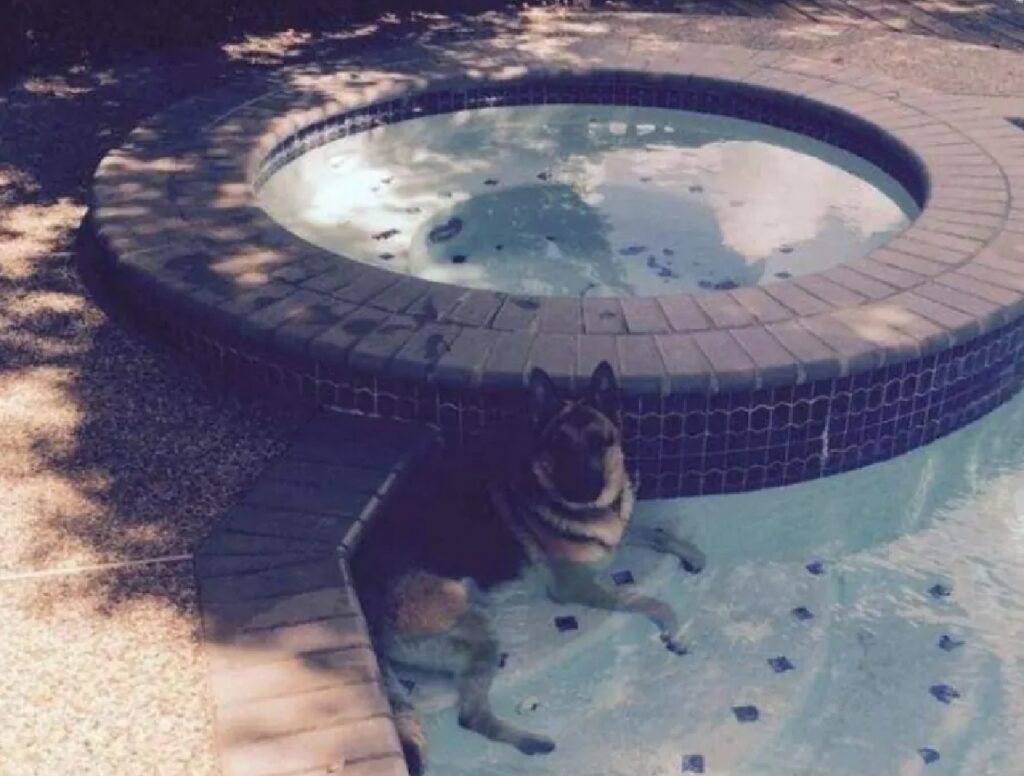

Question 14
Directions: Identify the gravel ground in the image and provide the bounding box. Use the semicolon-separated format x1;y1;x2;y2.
1;6;1024;775
0;562;216;776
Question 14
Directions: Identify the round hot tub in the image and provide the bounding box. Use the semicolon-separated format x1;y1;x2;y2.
258;104;918;297
88;56;1024;498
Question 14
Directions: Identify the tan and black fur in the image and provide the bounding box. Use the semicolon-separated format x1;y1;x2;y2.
352;363;705;774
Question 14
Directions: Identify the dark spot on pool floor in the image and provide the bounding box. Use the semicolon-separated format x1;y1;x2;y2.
768;656;795;673
918;748;941;764
806;560;825;575
611;570;634;586
681;754;705;773
938;634;965;651
732;705;759;723
429;217;463;244
554;616;579;632
792;606;814;621
929;684;960;704
928;583;953;599
484;178;500;186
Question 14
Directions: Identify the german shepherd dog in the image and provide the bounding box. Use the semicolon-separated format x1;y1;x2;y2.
353;362;706;774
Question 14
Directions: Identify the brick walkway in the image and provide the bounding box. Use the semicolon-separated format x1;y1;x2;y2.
196;411;438;776
637;0;1024;50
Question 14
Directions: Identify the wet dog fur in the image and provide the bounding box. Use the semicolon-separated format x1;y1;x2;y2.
352;362;705;774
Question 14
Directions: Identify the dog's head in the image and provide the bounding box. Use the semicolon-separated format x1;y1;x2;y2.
528;362;627;506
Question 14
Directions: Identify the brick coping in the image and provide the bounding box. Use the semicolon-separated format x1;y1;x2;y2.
88;39;1024;398
197;410;439;776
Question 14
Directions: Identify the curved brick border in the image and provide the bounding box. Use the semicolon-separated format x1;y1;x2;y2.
87;41;1024;497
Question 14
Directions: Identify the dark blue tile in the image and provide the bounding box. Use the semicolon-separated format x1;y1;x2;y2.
750;407;770;431
662;438;684;458
792;606;814;621
810;398;829;422
852;370;872;390
784;459;805;483
772;386;794;404
928;583;953;599
747;465;767;489
929;684;960;704
706;437;726;457
729;408;750;433
702;471;724;495
732;705;760;722
555;615;579;632
665;414;684;438
709;394;731;413
726;432;750;454
918;748;940;765
768;656;795;673
611;570;635;586
684;413;707;436
708;411;728;435
724;468;745;493
680;473;702;496
806;560;825;576
793;382;814;401
791;401;811;426
681;754;705;773
938;634;965;651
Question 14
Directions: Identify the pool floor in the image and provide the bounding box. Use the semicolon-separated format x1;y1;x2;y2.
258;105;917;296
398;391;1024;775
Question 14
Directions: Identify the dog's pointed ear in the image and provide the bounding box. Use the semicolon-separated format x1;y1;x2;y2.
588;361;619;418
528;367;561;429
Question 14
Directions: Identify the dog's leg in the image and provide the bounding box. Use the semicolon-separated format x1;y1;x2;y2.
382;664;429;776
450;608;557;756
547;563;688;654
384;572;555;759
624;524;706;574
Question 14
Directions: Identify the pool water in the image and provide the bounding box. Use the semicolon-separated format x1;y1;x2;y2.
258;105;918;297
400;390;1024;774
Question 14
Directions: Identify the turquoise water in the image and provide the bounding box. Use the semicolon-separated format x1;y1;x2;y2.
401;391;1024;775
258;105;917;297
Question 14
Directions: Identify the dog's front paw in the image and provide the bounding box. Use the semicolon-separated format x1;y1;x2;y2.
660;631;689;656
517;733;557;756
